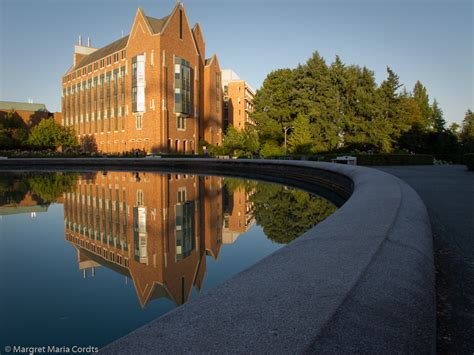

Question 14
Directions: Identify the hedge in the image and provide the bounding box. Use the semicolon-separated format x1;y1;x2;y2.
464;154;474;171
265;154;433;166
0;149;146;158
331;154;433;166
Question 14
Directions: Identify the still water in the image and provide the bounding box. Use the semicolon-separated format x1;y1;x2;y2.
0;171;337;349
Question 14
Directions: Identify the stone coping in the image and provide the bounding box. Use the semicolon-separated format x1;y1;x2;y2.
0;158;435;353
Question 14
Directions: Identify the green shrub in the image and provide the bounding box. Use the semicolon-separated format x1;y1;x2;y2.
352;154;433;166
259;141;285;158
209;145;229;157
263;153;433;166
464;154;474;171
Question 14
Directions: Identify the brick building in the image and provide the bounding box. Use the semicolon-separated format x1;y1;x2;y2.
63;171;230;306
222;184;255;244
61;3;223;154
221;69;255;132
0;101;55;127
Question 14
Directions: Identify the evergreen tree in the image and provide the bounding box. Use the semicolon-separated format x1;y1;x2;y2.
250;51;460;156
412;81;433;129
449;122;460;138
250;183;336;244
379;67;402;121
252;69;295;144
461;109;474;152
292;52;340;151
431;99;446;132
398;96;424;128
287;114;313;154
345;66;394;152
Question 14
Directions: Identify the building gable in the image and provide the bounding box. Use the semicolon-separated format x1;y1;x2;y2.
192;23;206;61
161;3;199;57
127;7;153;47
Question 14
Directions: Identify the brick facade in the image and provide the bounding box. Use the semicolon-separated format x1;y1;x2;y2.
222;70;255;132
61;4;223;154
62;171;252;307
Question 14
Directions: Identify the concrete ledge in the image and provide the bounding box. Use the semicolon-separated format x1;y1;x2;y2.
0;159;435;353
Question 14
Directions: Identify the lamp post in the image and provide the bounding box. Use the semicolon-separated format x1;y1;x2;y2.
283;126;293;155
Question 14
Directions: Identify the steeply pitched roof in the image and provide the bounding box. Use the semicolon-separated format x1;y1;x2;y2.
0;101;48;112
67;9;173;74
68;35;129;73
146;15;170;34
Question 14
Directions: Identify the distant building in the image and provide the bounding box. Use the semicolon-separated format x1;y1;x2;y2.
0;101;54;127
0;192;49;217
221;69;255;131
61;4;223;154
222;185;255;244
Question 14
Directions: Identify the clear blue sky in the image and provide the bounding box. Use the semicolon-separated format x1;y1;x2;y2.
0;0;472;124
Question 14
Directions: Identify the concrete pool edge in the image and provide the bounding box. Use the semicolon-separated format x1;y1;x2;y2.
0;158;435;353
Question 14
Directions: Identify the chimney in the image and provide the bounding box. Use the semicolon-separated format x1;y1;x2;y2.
74;34;97;65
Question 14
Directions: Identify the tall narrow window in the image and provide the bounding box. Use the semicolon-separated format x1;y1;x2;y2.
115;189;120;244
179;8;183;39
62;88;67;122
177;115;185;130
102;187;106;242
93;77;98;133
77;83;81;133
100;74;105;132
71;87;75;127
106;72;111;131
175;202;195;261
216;73;220;113
84;187;89;237
131;55;145;113
88;79;92;133
68;87;72;126
174;57;192;115
137;190;144;206
131;58;137;112
69;87;73;126
120;66;125;129
82;81;86;134
108;188;113;245
113;69;119;131
122;190;127;250
95;185;100;240
136;115;142;129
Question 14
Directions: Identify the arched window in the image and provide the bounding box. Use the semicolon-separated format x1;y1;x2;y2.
182;140;186;153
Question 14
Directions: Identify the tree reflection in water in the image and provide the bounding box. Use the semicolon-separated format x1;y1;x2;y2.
224;178;337;244
1;171;337;307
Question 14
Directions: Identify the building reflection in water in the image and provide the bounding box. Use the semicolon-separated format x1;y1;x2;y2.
63;171;253;308
1;172;336;308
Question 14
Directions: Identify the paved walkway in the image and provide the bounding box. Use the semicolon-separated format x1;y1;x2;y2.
378;165;474;354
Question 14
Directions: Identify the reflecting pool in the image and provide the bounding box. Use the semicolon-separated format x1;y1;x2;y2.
0;171;337;349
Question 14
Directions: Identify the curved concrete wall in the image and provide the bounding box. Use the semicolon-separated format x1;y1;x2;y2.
0;159;435;353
